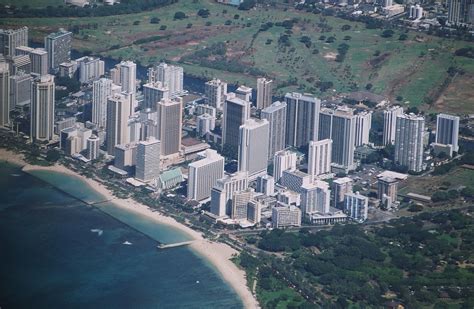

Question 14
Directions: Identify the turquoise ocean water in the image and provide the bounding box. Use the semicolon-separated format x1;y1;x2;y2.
0;162;243;308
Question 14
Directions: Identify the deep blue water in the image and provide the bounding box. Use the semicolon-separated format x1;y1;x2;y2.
0;163;243;308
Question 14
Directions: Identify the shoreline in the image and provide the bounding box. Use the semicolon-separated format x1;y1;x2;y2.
0;148;259;309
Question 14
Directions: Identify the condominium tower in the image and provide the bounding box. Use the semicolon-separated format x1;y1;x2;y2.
261;101;287;159
285;92;320;148
394;113;425;172
31;75;55;141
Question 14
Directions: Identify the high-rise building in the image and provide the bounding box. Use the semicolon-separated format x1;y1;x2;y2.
344;192;368;222
44;29;72;72
280;169;311;193
10;54;31;75
106;93;131;155
114;143;137;173
231;189;254;220
0;27;28;57
29;48;49;76
0;63;9;127
256;77;273;109
409;4;424;19
308;139;332;180
354;111;372;147
436;113;460;152
256;174;275;196
235;85;252;102
31;75;55;141
222;93;251;151
143;81;169;109
119;60;137;94
86;135;100;160
383;105;403;146
377;176;398;207
247;200;262;224
285;92;321;148
238;118;269;181
273;150;297;183
187;149;225;202
332;177;353;208
197;113;215;137
205;78;227;110
136;137;161;182
261;101;287;159
210;172;248;217
9;72;31;109
77;56;105;83
272;204;302;228
156;97;183;156
319;107;357;171
447;0;474;25
110;64;121;86
301;180;331;215
148;62;184;97
394;113;425;172
195;104;216;118
92;78;113;129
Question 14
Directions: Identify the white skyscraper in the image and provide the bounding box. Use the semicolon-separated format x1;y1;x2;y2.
344;192;368;222
156;97;183;156
273;150;297;183
0;27;28;57
143;81;169;109
119;60;137;94
394;113;425;172
354;111;372;147
308;139;332;180
92;78;113;129
196;113;215;137
86;135;100;160
238;118;270;181
235;85;253;102
436;113;460;152
31;75;55;141
0;63;10;127
383;105;403;146
319;107;357;172
77;56;105;83
332;177;353;208
261;101;287;159
205;78;227;110
136;137;161;182
29;48;49;76
148;62;184;97
106;93;131;155
9;71;32;109
285;92;321;148
187;149;225;202
222;93;251;151
256;174;275;196
210;172;248;217
256;77;273;110
301;180;331;215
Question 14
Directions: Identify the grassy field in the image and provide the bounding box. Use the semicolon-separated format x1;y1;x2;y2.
399;167;474;196
2;0;473;110
0;0;63;8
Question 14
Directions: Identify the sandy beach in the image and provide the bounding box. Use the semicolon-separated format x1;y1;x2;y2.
1;149;258;308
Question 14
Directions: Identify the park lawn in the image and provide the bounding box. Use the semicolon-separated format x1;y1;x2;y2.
2;0;473;109
400;167;474;196
0;0;62;8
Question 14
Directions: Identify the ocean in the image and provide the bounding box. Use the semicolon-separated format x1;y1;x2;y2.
0;162;243;308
